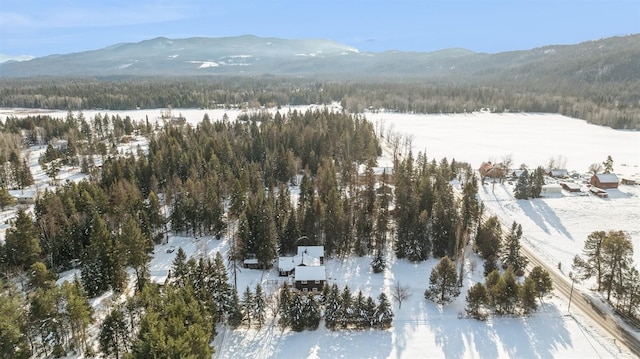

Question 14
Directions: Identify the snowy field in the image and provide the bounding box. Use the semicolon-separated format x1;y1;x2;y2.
2;107;639;358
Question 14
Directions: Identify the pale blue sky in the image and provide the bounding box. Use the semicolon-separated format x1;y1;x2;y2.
1;0;638;57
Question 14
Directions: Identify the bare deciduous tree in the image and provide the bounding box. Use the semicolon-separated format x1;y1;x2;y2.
588;162;603;175
391;281;411;309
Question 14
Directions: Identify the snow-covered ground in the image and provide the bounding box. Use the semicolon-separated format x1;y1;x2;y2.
2;107;638;358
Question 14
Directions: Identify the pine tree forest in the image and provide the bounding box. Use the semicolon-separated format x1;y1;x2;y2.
0;103;637;357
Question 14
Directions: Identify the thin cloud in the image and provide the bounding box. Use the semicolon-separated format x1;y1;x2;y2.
1;3;197;31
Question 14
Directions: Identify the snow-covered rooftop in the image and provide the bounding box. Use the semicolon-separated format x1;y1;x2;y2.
278;253;320;272
294;265;326;281
594;173;619;183
297;245;324;259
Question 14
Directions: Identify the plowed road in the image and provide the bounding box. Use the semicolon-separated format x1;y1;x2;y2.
520;244;640;356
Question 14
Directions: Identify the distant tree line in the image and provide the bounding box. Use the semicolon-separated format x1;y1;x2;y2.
1;77;638;129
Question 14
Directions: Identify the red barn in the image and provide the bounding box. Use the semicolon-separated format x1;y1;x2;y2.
590;173;619;189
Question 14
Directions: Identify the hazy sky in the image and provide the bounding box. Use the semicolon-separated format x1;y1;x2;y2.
1;0;638;57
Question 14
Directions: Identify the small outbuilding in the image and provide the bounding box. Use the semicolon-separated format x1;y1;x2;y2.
547;169;569;178
590;173;619;189
621;178;637;185
560;182;582;192
590;186;608;198
541;184;563;196
243;258;260;269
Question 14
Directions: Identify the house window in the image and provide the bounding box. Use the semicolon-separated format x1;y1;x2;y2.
301;280;307;284
303;288;308;292
314;280;320;284
312;287;318;292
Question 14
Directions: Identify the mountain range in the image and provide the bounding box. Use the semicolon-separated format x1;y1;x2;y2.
1;34;639;81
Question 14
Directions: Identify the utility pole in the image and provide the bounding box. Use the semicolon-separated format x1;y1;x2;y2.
568;272;575;313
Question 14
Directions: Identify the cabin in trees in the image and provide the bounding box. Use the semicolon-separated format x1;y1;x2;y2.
294;265;326;292
150;269;170;287
590;173;619;189
278;252;321;276
9;189;38;205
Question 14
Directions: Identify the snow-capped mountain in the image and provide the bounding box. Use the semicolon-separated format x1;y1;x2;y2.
0;34;638;81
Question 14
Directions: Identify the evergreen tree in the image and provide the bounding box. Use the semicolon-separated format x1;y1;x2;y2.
520;276;538;313
81;212;127;296
460;171;480;250
528;266;553;302
289;292;307;332
601;230;634;301
501;221;528;276
99;306;129;359
61;280;92;354
324;284;340;330
29;286;65;357
120;217;152;292
375;292;393;329
484;269;501;307
513;169;530;199
475;215;502;269
354;290;367;329
465;282;488;320
131;285;213;358
241;286;254;327
254;284;266;328
227;289;243;328
0;187;15;210
529;166;546;198
492;267;520;314
27;261;56;291
602;155;614;173
616;267;640;317
483;255;499;277
302;294;321;330
171;247;189;287
338;286;354;328
425;256;460;305
0;280;31;359
430;178;458;258
4;207;41;269
278;283;292;329
363;296;377;328
572;230;606;291
211;252;232;321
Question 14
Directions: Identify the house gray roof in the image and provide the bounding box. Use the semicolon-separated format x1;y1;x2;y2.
595;173;619;183
294;265;326;281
